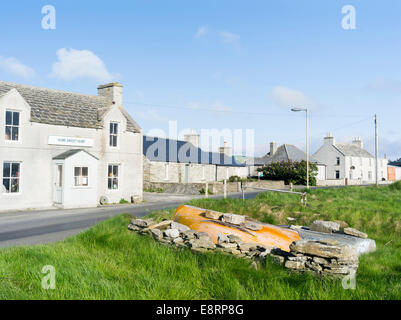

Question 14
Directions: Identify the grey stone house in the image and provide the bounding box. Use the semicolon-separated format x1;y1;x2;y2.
143;132;247;184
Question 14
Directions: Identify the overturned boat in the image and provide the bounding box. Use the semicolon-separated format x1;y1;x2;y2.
173;205;376;255
174;205;300;252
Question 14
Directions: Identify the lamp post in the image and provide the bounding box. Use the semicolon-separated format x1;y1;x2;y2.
291;107;309;189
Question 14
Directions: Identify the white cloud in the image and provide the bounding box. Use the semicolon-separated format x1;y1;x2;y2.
50;48;116;82
219;31;240;44
0;56;35;78
195;26;208;38
271;86;314;109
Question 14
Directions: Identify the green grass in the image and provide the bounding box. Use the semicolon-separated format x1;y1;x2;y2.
0;185;400;299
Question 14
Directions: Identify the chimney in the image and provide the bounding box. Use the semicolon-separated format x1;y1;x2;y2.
98;82;123;107
324;133;335;146
352;137;363;149
219;141;232;157
270;142;278;156
184;129;200;148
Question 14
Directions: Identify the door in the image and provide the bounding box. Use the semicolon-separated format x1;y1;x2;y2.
54;164;63;204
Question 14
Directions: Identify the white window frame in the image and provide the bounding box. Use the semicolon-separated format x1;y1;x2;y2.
73;166;89;188
336;157;340;166
109;122;119;148
108;164;120;190
5;110;20;142
2;161;21;194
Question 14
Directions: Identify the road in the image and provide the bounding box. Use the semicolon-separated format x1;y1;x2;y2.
0;191;262;247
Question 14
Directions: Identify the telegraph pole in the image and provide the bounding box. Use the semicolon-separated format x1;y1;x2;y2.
375;114;379;186
306;108;309;189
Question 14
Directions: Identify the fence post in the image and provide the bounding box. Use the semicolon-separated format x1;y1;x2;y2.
205;182;209;198
242;187;245;201
224;179;227;199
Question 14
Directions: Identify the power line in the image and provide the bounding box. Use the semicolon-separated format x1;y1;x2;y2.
293;115;374;145
125;100;368;118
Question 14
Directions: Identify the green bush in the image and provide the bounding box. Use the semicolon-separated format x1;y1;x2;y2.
389;180;401;191
257;160;318;186
228;175;241;182
199;188;213;195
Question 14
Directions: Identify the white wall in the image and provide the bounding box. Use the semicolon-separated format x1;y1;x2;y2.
313;144;345;180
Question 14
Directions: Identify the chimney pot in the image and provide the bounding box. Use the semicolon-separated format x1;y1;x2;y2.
98;82;123;107
270;142;278;156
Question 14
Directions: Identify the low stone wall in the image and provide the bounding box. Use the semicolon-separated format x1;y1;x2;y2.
144;181;207;195
144;179;285;195
244;180;285;190
128;214;365;277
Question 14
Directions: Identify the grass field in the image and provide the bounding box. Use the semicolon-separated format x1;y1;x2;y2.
0;184;400;299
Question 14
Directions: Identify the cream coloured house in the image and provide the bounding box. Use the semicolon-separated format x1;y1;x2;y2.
313;134;387;183
0;81;143;211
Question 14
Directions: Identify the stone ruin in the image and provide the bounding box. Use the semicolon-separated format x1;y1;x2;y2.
128;213;372;277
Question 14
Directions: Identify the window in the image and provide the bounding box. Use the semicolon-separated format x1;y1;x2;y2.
74;167;88;187
108;165;119;190
335;170;340;179
109;122;118;147
336;157;340;166
5;110;20;141
2;162;20;193
368;171;372;180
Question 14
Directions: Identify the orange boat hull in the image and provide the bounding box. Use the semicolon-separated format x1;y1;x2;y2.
173;205;300;252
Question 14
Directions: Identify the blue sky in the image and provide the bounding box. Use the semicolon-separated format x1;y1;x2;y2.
1;0;401;158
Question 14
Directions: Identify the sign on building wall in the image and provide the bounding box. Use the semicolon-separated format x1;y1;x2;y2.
48;136;94;147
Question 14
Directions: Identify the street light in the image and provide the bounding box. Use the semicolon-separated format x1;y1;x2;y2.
291;107;309;189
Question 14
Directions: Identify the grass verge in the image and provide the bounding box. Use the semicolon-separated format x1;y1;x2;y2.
0;185;400;299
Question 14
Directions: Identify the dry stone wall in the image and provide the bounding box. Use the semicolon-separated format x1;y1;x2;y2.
128;214;369;277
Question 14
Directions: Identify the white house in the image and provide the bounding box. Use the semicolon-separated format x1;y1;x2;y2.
0;81;143;211
313;134;387;184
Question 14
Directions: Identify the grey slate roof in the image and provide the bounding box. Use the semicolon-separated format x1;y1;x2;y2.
389;159;401;167
53;149;99;160
143;136;245;167
253;144;323;166
334;143;374;158
0;81;141;133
